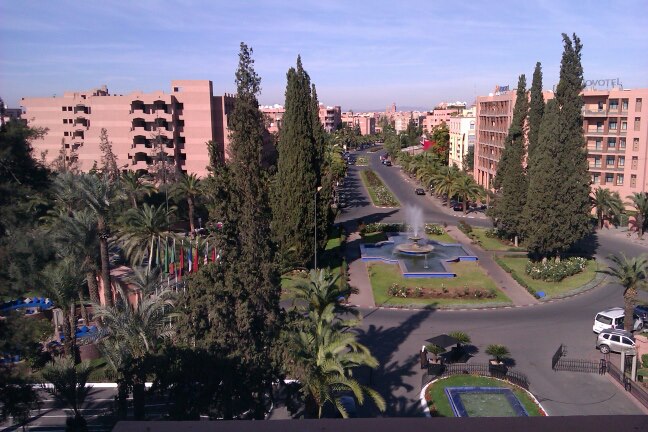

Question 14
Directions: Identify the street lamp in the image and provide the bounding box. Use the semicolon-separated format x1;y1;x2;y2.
314;186;322;270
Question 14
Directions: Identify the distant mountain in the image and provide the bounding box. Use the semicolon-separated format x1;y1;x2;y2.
346;105;430;113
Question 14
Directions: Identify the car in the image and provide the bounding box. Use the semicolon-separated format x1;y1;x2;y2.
415;188;425;195
635;305;648;322
596;328;636;354
452;204;464;212
593;307;643;334
384;160;392;166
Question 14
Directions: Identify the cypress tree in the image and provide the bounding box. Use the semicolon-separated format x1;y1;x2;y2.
489;75;529;242
272;56;319;268
311;84;333;251
181;43;280;419
528;62;545;162
524;33;590;259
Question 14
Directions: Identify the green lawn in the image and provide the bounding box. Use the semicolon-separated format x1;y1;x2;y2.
470;228;525;252
427;230;458;244
495;256;598;298
368;261;511;307
426;375;544;417
356;156;368;166
360;170;400;207
361;231;389;244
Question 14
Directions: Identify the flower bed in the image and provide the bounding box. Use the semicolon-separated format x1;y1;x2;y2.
525;257;587;282
360;170;400;207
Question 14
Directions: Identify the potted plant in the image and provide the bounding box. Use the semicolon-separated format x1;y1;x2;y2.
486;344;510;375
425;344;446;375
448;331;471;363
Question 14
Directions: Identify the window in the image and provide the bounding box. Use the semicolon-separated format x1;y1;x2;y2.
631;174;637;187
592;172;600;184
617;174;624;185
622;337;633;346
605;173;614;184
620;138;626;149
637;98;643;112
593;156;601;168
68;106;72;111
596;314;612;324
609;120;617;130
595;138;602;150
618;156;625;167
610;335;621;343
64;132;69;136
470;122;475;130
62;107;67;111
606;156;615;167
608;138;616;148
598;101;604;111
622;99;629;111
609;99;618;110
635;117;641;131
621;120;628;130
634;138;640;151
632;156;639;169
63;119;68;124
596;121;604;132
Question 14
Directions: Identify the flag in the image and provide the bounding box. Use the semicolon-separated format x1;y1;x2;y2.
179;240;185;279
423;139;434;151
192;245;199;272
169;238;176;275
156;235;161;267
163;237;169;274
204;241;208;265
187;241;193;273
211;246;216;262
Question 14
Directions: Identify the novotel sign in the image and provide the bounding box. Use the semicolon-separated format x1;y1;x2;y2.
583;78;622;88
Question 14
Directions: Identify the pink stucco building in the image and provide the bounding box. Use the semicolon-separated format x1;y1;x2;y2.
473;86;648;201
260;103;341;134
21;80;234;178
341;112;376;135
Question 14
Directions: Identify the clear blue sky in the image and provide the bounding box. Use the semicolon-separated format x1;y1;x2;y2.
1;0;647;111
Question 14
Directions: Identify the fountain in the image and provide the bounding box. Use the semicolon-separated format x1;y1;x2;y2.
359;205;478;277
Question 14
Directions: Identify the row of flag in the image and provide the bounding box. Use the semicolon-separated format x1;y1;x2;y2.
153;236;219;281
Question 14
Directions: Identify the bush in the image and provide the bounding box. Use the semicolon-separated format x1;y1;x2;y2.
425;224;444;235
458;221;473;234
525;257;587;282
388;283;408;298
360;222;406;235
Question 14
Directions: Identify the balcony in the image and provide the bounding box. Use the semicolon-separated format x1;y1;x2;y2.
582;109;607;117
585;129;606;136
74;118;89;127
74;105;88;114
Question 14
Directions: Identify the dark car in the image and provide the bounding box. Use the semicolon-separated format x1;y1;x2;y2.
384;160;392;166
635;305;648;321
415;188;425;195
453;204;464;212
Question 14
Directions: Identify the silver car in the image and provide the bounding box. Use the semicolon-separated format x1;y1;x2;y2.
596;329;636;354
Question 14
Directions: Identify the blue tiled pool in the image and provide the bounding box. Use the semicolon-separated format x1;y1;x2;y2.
445;387;529;417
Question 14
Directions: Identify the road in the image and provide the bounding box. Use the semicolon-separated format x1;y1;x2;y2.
337;147;648;417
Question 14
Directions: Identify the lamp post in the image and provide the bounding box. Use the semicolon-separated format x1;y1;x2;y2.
314;186;322;270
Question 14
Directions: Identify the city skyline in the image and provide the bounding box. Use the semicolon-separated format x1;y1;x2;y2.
2;0;647;111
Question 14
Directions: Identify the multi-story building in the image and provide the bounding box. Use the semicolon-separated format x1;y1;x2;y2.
21;80;233;177
341;112;376;135
319;105;342;132
448;107;476;169
473;86;648;199
260;104;284;134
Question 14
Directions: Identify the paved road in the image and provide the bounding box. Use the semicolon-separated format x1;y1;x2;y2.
336;148;648;417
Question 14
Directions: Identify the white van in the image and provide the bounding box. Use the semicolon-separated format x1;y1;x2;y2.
593;307;643;334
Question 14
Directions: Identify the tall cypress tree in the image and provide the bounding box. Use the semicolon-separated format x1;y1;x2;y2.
311;84;333;251
524;34;590;259
489;75;529;241
272;56;319;268
528;62;545;162
182;43;280;419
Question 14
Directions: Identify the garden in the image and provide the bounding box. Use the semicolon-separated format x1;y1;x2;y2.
464;227;526;252
494;255;598;299
360;170;400;207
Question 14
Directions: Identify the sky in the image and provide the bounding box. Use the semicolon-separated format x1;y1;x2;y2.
1;0;647;112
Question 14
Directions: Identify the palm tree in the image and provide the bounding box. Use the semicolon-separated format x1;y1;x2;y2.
120;170;156;209
485;344;510;364
600;254;648;332
172;173;202;233
289;304;385;418
41;357;93;431
591;188;624;229
93;269;177;419
626;192;648;238
432;166;460;206
43;258;85;358
453;175;483;214
78;174;118;306
292;269;357;318
117;203;174;270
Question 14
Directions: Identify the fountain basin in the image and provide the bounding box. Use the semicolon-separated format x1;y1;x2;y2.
360;233;478;278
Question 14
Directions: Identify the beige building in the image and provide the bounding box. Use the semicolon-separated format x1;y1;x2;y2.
260;103;341;134
21;80;233;178
448;107;476;169
341;112;376;135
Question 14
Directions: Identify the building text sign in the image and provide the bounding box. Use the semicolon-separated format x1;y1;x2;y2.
583;78;622;88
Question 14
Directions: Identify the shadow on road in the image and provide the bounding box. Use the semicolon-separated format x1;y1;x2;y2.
355;309;434;417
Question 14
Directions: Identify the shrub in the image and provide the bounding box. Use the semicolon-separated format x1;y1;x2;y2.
425;224;444;235
361;222;406;235
458;221;473;234
388;283;408;298
485;344;510;362
525;257;587;282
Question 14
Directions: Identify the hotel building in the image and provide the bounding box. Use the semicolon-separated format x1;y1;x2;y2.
260;104;341;134
473;86;648;199
448;107;476;169
21;80;233;178
341;112;376;135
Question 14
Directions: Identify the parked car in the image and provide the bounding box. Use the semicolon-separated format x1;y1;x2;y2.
415;188;425;195
596;328;636;354
635;304;648;322
384;160;392;166
592;307;643;334
452;204;464;212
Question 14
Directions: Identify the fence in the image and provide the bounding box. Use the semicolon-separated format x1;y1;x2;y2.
551;344;603;373
607;360;648;410
421;362;529;390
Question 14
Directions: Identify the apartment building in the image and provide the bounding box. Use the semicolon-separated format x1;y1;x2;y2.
473;86;648;199
21;80;233;178
260;104;341;134
341;112;376;135
448;107;476;169
319;105;342;132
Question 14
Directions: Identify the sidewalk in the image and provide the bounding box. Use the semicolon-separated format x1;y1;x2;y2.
447;227;539;307
346;230;376;308
597;226;648;249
